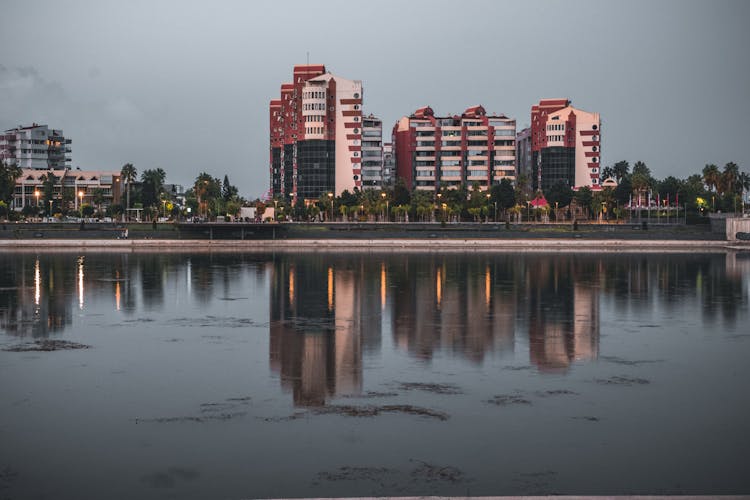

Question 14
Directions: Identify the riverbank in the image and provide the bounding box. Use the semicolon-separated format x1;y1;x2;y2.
0;238;747;252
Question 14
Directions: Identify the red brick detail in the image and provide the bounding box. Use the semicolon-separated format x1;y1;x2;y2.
340;99;362;105
580;130;598;136
582;141;600;147
342;110;361;117
346;134;361;140
585;152;599;157
350;157;361;163
348;146;361;152
344;122;360;129
587;163;599;168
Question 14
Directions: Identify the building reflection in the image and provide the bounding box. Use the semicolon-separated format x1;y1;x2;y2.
269;255;384;406
525;256;600;373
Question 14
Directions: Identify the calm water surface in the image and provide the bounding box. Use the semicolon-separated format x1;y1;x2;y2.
0;250;749;499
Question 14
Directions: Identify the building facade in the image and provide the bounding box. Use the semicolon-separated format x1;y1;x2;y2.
361;115;383;189
1;124;71;170
392;105;516;192
382;142;394;187
269;64;363;202
12;168;121;213
530;99;601;192
516;127;532;182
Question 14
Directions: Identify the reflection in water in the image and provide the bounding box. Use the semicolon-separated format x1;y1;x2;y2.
1;251;748;397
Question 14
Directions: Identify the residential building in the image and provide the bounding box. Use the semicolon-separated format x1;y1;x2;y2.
530;99;601;192
382;142;395;187
269;64;363;202
392;105;516;192
1;124;71;170
516;127;532;182
12;168;121;213
361;115;383;189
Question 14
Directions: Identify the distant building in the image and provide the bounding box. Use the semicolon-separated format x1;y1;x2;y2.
163;183;186;207
269;64;363;202
516;127;532;182
530;99;601;191
361;115;383;189
382;142;395;187
1;124;71;170
13;168;121;213
392;105;516;192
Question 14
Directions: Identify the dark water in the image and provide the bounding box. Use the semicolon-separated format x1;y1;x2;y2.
0;250;749;499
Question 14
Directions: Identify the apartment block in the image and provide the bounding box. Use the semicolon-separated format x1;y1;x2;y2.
530;99;601;191
269;64;363;202
392;105;516;192
1;124;71;170
382;142;394;187
361;115;383;189
516;127;532;182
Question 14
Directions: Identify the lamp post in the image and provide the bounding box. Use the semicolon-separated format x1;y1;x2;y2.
48;199;53;217
526;200;531;223
381;191;388;222
436;192;442;222
327;192;334;222
78;190;84;219
441;202;447;223
162;198;167;220
486;193;491;223
34;190;40;220
712;195;715;212
555;201;559;222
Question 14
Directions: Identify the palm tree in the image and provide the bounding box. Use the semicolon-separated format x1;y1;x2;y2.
120;163;137;218
721;162;740;195
702;164;719;193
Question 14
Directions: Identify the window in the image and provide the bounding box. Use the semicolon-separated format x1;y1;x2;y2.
353;93;359;98
592;124;598;130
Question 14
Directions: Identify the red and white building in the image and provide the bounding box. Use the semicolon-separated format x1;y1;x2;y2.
269;65;363;202
392;105;516;192
530;98;601;191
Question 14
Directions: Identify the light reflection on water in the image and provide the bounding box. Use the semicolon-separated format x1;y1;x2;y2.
0;251;749;499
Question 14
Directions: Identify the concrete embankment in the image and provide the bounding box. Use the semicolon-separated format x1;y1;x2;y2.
0;238;745;253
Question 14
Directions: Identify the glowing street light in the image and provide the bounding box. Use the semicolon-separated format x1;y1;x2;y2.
381;192;389;222
485;192;491;223
78;190;84;218
327;192;334;221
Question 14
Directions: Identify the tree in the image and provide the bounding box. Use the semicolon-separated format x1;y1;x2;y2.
0;161;22;211
702;164;719;193
721;162;740;195
544;180;574;209
193;172;222;219
92;188;105;217
612;161;630;182
140;168;166;211
575;186;593;218
120;163;137;216
222;175;239;202
657;176;682;202
492;178;516;213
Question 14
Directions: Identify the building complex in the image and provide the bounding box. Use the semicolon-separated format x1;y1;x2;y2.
392;105;516;192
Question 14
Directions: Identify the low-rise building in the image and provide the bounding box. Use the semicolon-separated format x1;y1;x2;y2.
12;168;121;214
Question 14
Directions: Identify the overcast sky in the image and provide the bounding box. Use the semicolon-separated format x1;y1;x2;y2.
1;0;748;198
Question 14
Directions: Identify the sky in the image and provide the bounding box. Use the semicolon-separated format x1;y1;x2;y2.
1;0;748;199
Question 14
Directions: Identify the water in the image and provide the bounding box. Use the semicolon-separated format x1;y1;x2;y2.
0;250;749;499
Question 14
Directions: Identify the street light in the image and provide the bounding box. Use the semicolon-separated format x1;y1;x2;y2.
34;190;40;219
485;193;491;223
526;200;531;223
327;192;334;222
555;201;559;222
78;190;84;219
381;191;388;222
436;192;442;222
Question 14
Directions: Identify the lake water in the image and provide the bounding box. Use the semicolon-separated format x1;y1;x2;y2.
1;250;749;499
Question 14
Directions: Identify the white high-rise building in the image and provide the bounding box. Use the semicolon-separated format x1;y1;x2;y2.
361;115;383;189
1;124;71;170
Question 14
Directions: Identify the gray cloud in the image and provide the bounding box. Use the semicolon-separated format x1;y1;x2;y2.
1;0;748;197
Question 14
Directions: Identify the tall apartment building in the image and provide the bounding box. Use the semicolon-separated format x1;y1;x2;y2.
382;142;394;187
392;105;516;192
1;124;71;169
361;115;383;189
516;127;532;182
530;99;601;192
269;64;363;201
